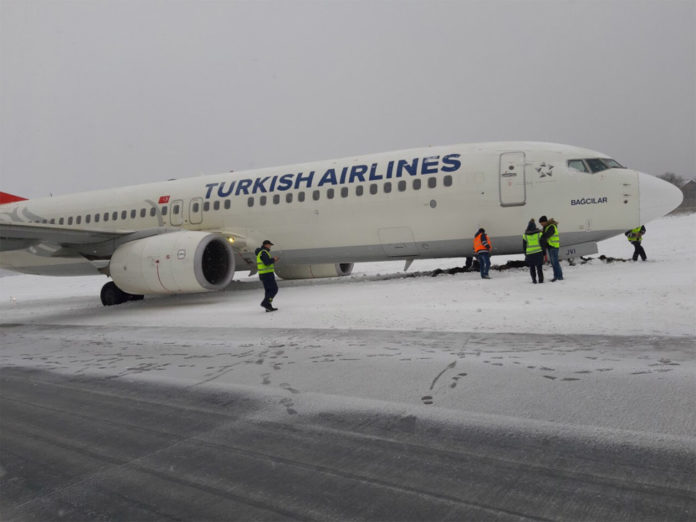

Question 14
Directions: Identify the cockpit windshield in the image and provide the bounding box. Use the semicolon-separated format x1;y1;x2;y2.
568;158;625;173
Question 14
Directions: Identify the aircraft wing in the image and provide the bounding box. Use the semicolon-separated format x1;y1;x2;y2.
0;222;173;257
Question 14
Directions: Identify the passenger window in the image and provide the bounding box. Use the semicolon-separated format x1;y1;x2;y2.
260;195;267;206
213;200;220;210
247;197;254;207
50;218;55;224
150;207;156;217
298;192;305;202
192;202;199;212
384;182;392;193
112;211;118;220
161;206;168;216
68;217;73;225
413;179;422;190
85;215;90;224
103;212;109;222
327;188;334;199
76;216;81;225
398;180;407;192
59;217;64;225
94;214;100;223
131;209;136;218
341;187;349;198
203;201;210;211
286;193;293;203
356;185;364;196
369;184;378;195
444;175;452;187
173;205;180;215
224;200;231;209
428;177;437;188
312;190;320;201
121;210;127;220
140;208;146;218
273;194;280;204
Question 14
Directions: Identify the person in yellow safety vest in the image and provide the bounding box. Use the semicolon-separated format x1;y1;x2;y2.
473;228;492;279
523;219;544;284
625;225;647;261
255;240;279;312
539;216;564;281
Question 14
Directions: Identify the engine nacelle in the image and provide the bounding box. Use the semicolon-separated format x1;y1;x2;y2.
110;231;235;295
275;263;353;280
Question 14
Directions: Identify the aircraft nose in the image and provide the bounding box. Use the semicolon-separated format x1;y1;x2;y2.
638;172;683;223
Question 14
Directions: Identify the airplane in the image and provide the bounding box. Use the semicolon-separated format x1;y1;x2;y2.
0;142;683;305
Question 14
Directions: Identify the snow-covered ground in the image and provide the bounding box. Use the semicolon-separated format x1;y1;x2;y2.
1;213;695;440
1;213;694;337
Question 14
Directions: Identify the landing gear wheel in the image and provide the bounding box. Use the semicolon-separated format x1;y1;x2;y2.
100;281;129;306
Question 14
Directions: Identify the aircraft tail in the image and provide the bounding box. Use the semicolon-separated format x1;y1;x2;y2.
0;192;28;205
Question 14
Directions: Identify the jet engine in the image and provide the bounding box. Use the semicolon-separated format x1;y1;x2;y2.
109;231;235;295
275;263;353;280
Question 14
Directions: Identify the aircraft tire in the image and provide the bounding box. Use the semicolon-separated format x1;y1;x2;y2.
100;281;128;306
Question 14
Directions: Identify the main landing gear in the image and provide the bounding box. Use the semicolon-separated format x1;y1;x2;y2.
100;281;144;306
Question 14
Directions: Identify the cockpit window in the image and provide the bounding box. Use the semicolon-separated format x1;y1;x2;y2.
568;159;589;172
568;158;625;173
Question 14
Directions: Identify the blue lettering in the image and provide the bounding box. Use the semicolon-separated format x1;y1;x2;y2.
441;153;461;172
252;177;270;194
397;158;419;177
217;181;235;197
204;183;219;199
339;167;348;184
368;163;382;181
269;175;278;192
318;169;338;187
349;165;368;183
385;160;394;179
421;156;439;175
235;178;253;195
277;173;294;191
294;171;314;189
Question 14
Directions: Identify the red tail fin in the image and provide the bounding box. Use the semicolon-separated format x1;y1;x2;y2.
0;192;27;205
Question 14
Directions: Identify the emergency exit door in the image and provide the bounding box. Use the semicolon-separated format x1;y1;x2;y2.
499;152;526;207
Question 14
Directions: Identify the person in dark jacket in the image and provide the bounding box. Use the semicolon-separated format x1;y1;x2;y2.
523;219;544;284
539;216;564;281
625;225;647;261
255;240;279;311
473;228;492;279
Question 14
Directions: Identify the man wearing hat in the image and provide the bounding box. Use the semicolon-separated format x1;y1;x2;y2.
255;240;279;312
539;215;564;281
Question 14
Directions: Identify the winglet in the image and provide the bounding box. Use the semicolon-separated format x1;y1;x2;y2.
0;192;28;205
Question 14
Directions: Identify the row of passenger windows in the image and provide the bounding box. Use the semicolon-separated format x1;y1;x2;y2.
41;174;453;224
247;175;453;207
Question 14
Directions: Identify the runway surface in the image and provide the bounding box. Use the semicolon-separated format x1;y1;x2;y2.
1;323;695;521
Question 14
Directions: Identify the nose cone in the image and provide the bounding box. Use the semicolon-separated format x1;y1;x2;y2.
639;172;683;223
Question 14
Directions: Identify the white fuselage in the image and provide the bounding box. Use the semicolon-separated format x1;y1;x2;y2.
0;142;682;276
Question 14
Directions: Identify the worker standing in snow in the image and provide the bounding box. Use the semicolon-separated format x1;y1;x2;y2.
473;228;492;279
625;225;647;261
539;215;564;281
523;219;544;284
256;240;279;312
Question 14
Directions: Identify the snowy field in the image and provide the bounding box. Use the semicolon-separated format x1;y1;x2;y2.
0;213;694;439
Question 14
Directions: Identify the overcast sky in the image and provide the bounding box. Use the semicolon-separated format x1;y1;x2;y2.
1;0;694;198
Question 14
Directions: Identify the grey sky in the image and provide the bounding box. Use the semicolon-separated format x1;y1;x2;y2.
1;0;694;198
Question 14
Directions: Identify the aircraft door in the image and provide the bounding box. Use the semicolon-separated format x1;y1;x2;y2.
499;152;526;206
170;199;184;226
189;197;203;225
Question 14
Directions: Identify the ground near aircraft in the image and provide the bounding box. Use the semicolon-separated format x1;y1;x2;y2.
0;142;683;305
